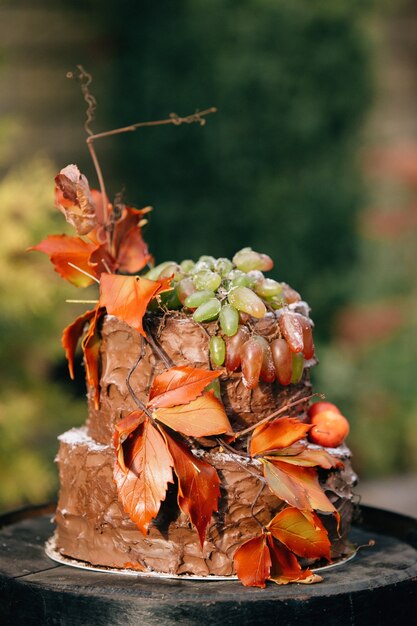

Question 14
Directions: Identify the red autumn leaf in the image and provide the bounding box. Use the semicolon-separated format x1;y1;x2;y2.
114;417;174;535
234;534;272;588
111;205;152;258
263;460;336;513
161;429;221;546
267;535;320;585
99;273;172;336
82;307;104;410
114;411;145;472
29;235;98;287
266;447;343;470
249;417;311;456
55;164;96;235
61;308;97;379
267;507;331;560
117;226;152;274
148;366;222;409
88;243;118;276
154;391;232;437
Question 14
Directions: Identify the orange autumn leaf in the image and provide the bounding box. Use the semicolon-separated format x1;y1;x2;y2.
29;234;98;287
117;225;152;274
267;535;319;585
114;417;174;535
266;447;343;470
114;411;145;472
267;507;331;561
61;308;97;379
154;391;232;437
234;534;272;588
250;417;311;456
148;366;222;409
82;307;105;410
161;429;221;546
263;460;336;513
99;273;172;336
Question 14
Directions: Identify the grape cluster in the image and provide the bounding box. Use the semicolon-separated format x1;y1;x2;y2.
145;247;314;389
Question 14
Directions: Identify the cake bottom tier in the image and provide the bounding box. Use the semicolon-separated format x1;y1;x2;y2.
54;428;357;577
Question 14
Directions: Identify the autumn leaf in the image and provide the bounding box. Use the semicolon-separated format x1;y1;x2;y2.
263;460;336;513
82;307;105;409
148;366;222;409
99;273;172;336
29;235;98;287
249;417;311;456
234;534;272;588
267;507;331;560
114;417;174;535
154;391;232;437
55;164;96;235
266;447;343;470
61;308;97;379
117;226;152;274
161;429;221;546
267;536;320;585
114;411;145;472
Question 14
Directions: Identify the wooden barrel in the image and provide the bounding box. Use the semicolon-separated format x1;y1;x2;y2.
1;504;416;625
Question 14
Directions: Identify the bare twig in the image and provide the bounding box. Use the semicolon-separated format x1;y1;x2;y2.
66;299;99;304
234;392;324;440
143;319;174;368
126;338;153;419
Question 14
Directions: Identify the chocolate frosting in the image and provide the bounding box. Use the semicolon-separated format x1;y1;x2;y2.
54;309;357;576
55;428;356;576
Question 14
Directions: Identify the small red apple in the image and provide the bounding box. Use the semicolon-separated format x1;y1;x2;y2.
308;410;349;448
308;401;341;419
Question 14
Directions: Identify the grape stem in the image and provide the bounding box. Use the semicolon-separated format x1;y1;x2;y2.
234;392;324;439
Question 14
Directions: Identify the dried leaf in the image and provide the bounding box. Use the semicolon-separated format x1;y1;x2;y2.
61;308;97;379
99;273;172;336
162;429;221;546
250;417;311;456
148;366;222;409
29;235;98;287
55;164;96;235
114;417;174;535
263;460;336;513
267;507;331;560
267;536;318;585
234;534;271;588
267;447;343;470
154;391;232;437
82;307;104;410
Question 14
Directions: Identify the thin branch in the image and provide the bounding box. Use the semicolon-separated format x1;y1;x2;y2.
67;262;100;284
234;392;324;440
66;299;99;304
126;338;153;420
250;481;266;531
143;318;174;368
86;107;217;143
216;438;251;459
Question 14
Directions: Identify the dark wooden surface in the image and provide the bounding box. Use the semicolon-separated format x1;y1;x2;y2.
1;504;416;626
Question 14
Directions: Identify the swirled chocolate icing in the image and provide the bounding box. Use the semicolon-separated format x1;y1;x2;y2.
54;311;357;576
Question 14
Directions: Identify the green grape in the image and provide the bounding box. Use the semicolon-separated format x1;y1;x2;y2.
246;270;264;288
291;353;304;384
177;278;196;304
219;304;239;336
198;255;216;268
145;261;175;281
159;287;182;310
158;263;180;279
192;298;221;323
215;257;233;276
228;286;266;319
266;295;286;310
184;290;215;309
233;248;274;272
254;278;283;298
191;260;212;274
180;259;195;273
228;269;252;288
193;270;222;292
209;336;226;366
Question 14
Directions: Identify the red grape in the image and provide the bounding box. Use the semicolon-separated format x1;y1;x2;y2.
271;338;292;385
241;337;263;389
225;325;250;371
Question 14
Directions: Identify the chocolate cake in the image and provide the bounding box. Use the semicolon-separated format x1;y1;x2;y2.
32;108;358;587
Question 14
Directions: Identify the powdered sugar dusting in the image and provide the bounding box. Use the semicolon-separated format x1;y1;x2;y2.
58;426;109;452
